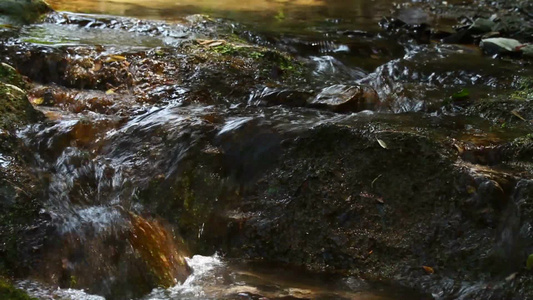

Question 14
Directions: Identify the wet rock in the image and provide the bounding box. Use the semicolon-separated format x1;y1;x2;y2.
0;63;28;89
0;63;48;280
520;44;533;58
249;87;311;107
469;18;496;33
379;16;432;44
307;84;380;113
0;0;52;24
0;277;35;300
0;83;42;131
36;211;191;300
480;37;522;55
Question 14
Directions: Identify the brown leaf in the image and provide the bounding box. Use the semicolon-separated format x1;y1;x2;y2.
422;266;434;274
105;55;127;63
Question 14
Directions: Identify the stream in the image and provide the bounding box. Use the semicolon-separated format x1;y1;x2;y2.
1;0;533;299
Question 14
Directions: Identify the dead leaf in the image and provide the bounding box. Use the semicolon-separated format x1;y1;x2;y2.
105;55;127;63
453;143;464;154
198;39;226;47
207;41;225;47
422;266;434;274
505;272;518;281
377;138;388;149
511;110;527;122
93;61;102;71
32;97;44;105
198;39;215;45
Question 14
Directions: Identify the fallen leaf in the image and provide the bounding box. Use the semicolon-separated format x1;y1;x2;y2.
93;61;102;71
105;55;127;63
506;272;518;281
105;89;115;95
452;89;470;100
453;142;464;154
207;41;225;47
32;97;44;105
198;39;215;45
377;138;388;149
511;110;527;122
422;266;434;274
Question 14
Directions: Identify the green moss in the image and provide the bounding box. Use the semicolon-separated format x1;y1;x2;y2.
0;82;42;131
511;76;533;100
0;63;27;89
0;277;36;300
0;0;52;24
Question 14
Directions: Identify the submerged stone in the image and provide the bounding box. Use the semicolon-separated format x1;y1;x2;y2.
307;84;380;113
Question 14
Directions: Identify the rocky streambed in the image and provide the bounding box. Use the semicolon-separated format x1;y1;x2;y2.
1;0;533;299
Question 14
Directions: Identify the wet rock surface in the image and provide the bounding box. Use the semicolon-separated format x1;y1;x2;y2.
0;63;47;282
1;1;533;299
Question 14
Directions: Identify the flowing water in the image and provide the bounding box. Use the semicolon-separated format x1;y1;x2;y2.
3;0;533;299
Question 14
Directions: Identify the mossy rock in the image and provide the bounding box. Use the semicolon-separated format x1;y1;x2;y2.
0;277;35;300
0;0;52;24
0;82;42;131
0;63;28;90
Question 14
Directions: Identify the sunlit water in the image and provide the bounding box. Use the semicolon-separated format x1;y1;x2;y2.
47;0;394;33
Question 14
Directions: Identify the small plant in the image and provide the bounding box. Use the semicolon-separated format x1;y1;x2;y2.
526;253;533;270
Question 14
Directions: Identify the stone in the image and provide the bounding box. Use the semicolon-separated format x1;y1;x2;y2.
480;38;522;55
307;84;380;113
469;18;496;33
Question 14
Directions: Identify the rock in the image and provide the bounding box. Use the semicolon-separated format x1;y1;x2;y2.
249;87;311;107
469;18;496;33
520;44;533;58
0;61;47;280
480;38;522;55
0;63;41;131
35;211;191;299
0;63;28;89
0;82;42;131
307;84;380;113
0;0;52;24
0;277;35;300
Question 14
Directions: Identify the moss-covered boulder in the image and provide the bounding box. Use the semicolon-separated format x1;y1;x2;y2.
0;63;41;130
0;63;28;90
0;277;35;300
0;63;46;279
0;83;42;131
0;0;52;24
